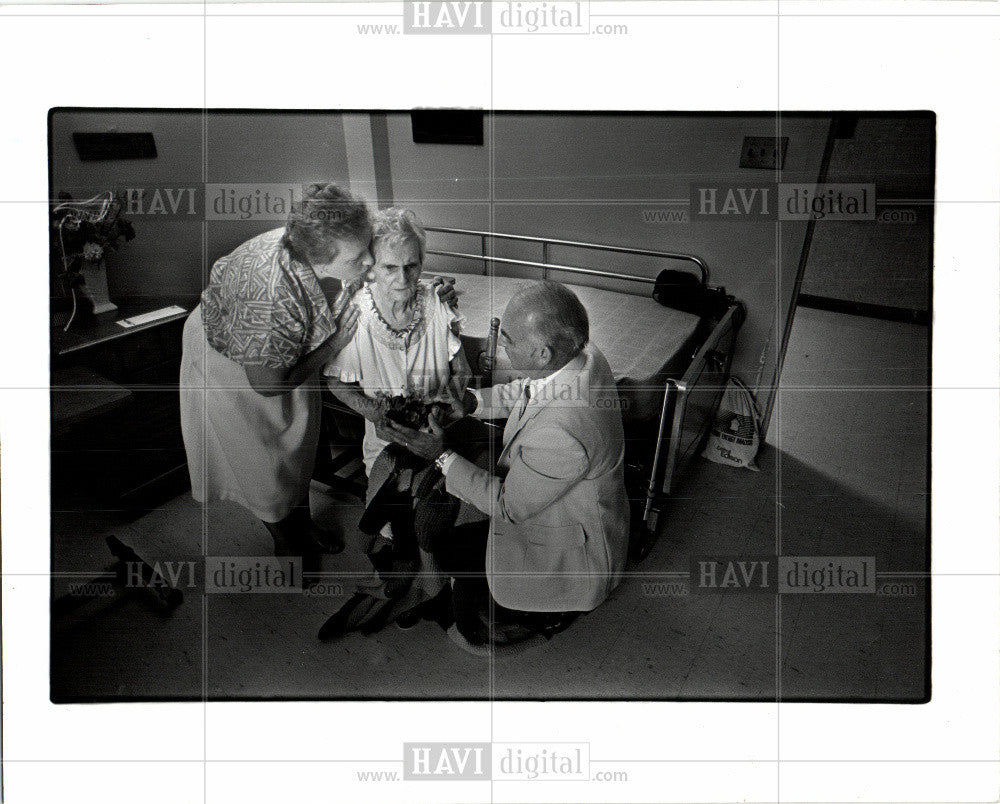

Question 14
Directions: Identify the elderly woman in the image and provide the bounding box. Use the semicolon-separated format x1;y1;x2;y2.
180;184;454;572
319;207;470;636
324;207;470;477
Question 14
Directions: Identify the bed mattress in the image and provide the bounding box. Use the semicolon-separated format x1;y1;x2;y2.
448;272;702;380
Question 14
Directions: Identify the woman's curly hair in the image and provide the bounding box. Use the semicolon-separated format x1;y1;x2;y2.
371;207;427;263
282;182;372;265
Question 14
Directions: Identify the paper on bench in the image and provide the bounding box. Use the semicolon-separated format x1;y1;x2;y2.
116;305;187;329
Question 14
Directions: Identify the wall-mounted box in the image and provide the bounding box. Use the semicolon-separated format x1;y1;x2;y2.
411;110;484;145
72;132;157;161
739;136;788;170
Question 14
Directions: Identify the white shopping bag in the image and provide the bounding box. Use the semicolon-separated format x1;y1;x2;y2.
702;376;761;471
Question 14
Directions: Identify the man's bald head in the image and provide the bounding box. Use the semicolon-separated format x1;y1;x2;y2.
503;281;590;371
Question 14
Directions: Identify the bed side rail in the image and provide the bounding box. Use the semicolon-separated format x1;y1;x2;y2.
424;225;709;286
643;304;742;530
660;305;742;495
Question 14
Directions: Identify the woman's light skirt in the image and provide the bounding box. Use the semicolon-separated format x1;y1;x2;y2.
179;306;321;523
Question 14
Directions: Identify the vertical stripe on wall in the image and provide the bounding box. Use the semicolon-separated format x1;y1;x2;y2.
369;113;394;209
342;113;378;203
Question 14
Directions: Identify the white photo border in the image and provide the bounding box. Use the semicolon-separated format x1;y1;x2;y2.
1;2;997;802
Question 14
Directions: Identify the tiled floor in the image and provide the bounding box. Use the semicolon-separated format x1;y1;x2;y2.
51;306;929;702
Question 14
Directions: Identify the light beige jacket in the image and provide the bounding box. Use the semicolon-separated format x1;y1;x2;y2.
445;343;629;612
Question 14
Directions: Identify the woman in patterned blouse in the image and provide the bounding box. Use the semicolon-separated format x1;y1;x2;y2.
179;183;453;575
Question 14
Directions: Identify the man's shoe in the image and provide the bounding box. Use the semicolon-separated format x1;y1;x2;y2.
395;607;422;630
309;522;346;555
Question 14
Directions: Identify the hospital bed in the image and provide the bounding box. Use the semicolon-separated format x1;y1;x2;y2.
318;227;744;559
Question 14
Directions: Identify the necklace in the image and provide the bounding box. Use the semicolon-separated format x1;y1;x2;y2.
365;285;424;348
368;284;425;340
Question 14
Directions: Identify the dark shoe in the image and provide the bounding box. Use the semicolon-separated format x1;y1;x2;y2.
358;598;404;636
534;611;580;640
383;559;419;599
309;523;346;555
300;525;345;588
423;583;455;631
455;613;490;646
269;532;321;589
318;593;371;641
395;607;422;630
488;620;537;646
451;578;490;645
394;583;450;630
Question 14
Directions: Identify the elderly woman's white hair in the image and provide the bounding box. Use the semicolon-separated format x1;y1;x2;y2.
371;207;427;262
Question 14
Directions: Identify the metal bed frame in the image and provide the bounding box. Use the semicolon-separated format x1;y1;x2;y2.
426;225;709;285
424;226;743;546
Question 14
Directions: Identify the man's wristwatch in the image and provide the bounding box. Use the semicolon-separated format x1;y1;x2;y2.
434;449;456;472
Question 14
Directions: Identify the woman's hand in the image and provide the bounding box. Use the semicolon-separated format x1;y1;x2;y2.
430;276;458;308
324;304;360;358
271;299;359;394
326;377;387;425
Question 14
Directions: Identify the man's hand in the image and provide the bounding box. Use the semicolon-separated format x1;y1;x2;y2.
378;410;447;460
432;387;468;424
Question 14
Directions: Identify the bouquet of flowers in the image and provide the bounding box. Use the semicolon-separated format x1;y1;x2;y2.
51;191;135;286
374;392;448;430
51;191;135;326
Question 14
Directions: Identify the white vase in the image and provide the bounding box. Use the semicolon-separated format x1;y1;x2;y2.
79;258;118;316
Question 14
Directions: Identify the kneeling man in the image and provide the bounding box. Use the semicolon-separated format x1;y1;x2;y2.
380;280;629;644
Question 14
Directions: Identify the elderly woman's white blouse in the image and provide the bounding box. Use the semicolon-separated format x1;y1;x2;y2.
325;280;463;474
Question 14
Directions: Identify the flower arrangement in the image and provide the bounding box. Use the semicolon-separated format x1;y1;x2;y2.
51;191;135;326
51;190;135;284
374;392;448;430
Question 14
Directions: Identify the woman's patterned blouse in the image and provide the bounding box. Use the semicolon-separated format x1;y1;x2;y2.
200;228;336;369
